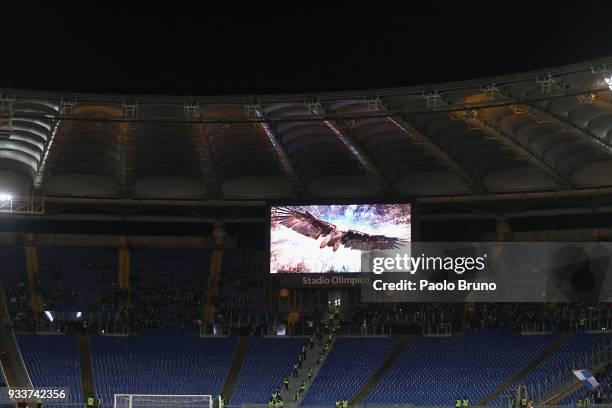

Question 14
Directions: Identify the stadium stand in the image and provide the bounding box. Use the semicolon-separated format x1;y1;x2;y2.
0;391;10;408
558;370;612;405
37;246;118;313
0;245;26;286
363;329;559;405
193;249;268;326
302;336;398;405
494;332;611;404
0;245;30;322
129;248;211;328
217;251;249;301
0;360;13;408
0;54;611;408
16;334;83;405
230;336;306;405
90;329;236;405
129;248;211;289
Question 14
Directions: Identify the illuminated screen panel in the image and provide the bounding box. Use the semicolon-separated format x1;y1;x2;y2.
270;204;412;273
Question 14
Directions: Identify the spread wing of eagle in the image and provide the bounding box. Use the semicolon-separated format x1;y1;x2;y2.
272;206;407;252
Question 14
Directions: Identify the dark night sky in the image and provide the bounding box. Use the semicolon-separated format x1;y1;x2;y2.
1;3;612;95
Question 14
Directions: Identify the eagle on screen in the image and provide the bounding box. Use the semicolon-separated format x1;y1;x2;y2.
272;207;407;252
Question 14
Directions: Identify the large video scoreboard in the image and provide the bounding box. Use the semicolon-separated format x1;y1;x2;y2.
269;203;412;274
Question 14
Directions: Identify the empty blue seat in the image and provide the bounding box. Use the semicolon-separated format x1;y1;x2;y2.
17;334;83;405
90;329;236;405
364;329;557;405
230;337;306;404
494;332;611;404
37;246;118;313
302;336;398;405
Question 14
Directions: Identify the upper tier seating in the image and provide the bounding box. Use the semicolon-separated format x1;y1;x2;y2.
37;246;118;312
129;248;211;327
129;248;211;289
217;254;267;321
0;244;26;286
0;244;29;322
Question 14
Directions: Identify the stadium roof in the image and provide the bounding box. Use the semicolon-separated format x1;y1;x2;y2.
1;56;612;204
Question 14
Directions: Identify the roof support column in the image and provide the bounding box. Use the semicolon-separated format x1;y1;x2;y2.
33;99;72;191
185;102;218;199
246;103;304;195
119;102;137;197
428;91;573;189
460;110;573;189
385;115;485;194
309;102;391;194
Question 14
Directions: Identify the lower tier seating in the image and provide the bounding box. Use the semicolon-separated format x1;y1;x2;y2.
230;337;306;404
90;330;236;406
17;334;83;406
302;336;398;405
364;330;558;405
